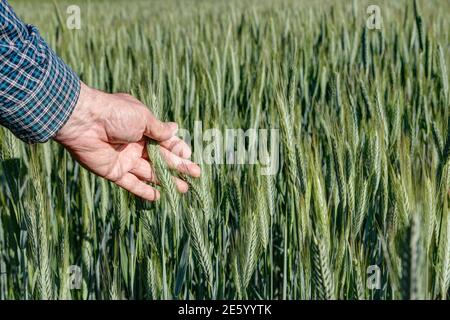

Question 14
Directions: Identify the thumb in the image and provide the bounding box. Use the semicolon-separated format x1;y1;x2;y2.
143;108;178;141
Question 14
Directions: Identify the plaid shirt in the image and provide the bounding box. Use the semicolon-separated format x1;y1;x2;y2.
0;0;80;143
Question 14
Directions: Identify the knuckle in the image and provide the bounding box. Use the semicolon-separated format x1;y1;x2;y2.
104;167;122;182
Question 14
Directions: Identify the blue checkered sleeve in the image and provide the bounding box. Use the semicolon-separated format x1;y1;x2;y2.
0;0;80;143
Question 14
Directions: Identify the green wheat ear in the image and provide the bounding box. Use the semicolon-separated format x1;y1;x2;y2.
146;95;179;214
185;205;213;288
147;139;178;212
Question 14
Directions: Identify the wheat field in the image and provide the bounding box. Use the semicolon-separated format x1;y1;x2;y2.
0;0;449;300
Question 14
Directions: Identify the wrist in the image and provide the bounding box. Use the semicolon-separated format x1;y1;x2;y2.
54;82;101;145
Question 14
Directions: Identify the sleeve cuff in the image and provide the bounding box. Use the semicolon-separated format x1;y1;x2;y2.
1;31;80;143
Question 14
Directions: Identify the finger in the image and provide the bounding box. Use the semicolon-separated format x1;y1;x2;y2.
159;146;201;177
115;172;160;201
130;158;189;193
159;136;192;159
116;142;146;173
174;177;189;193
129;158;157;182
142;107;178;141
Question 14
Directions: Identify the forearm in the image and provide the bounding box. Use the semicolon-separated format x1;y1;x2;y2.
0;0;80;143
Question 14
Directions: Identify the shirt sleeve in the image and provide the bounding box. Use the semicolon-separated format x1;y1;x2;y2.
0;0;80;143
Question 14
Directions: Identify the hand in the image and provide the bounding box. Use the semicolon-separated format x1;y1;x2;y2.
54;82;201;201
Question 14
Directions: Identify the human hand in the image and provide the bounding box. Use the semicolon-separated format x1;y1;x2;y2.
54;82;200;201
